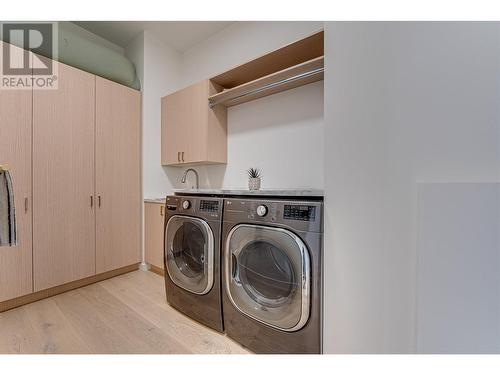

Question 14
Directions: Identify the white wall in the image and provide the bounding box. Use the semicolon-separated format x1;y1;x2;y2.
178;21;325;191
180;21;324;87
125;31;186;199
222;81;324;189
127;22;324;197
324;22;500;353
416;183;499;353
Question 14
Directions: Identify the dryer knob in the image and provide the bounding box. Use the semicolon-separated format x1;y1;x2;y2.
256;205;268;217
182;200;191;209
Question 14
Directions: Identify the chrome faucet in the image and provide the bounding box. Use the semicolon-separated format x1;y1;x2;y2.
181;168;199;189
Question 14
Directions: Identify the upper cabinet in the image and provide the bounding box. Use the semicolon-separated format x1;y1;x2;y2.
160;30;323;167
161;79;227;166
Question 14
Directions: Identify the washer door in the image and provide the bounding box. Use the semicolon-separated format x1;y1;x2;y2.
165;215;214;295
225;224;311;332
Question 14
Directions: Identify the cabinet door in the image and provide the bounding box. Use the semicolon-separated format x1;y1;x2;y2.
185;80;210;163
96;77;141;273
161;80;209;165
144;202;165;270
33;61;96;291
0;43;33;301
161;90;185;165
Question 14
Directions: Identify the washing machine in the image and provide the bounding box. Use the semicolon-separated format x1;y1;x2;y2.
221;197;323;353
164;195;224;332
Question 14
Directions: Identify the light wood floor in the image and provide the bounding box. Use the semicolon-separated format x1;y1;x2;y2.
0;270;249;354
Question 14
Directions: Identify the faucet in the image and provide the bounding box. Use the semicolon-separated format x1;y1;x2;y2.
181;168;199;189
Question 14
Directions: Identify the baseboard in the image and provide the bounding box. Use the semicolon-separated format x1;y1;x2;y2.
149;265;165;276
0;263;139;313
139;262;151;271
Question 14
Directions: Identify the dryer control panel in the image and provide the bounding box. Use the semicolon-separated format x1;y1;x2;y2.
199;200;220;213
224;198;323;233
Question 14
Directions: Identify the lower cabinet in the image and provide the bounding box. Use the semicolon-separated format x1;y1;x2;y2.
144;202;166;272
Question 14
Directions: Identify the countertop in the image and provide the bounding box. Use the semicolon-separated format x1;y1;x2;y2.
145;189;324;203
172;188;324;198
144;198;166;204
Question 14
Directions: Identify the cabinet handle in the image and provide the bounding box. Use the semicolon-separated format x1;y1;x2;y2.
98;195;101;208
182;152;185;162
177;152;181;162
90;195;93;208
24;197;28;213
160;206;164;216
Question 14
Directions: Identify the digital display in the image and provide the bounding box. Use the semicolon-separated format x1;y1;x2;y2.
283;205;316;221
199;200;219;213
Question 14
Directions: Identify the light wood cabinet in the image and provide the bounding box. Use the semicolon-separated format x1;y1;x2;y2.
1;48;141;304
161;79;227;166
96;77;141;273
144;202;165;273
0;58;33;300
33;61;96;291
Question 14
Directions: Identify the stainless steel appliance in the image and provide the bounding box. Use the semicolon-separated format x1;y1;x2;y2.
221;197;323;353
164;194;224;332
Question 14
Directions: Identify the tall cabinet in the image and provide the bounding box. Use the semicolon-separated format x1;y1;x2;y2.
0;50;141;305
33;61;96;291
0;71;33;301
96;77;141;273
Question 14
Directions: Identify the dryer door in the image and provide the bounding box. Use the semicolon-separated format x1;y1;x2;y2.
224;224;311;332
165;215;214;295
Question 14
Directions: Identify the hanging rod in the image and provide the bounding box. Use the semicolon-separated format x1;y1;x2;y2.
208;67;324;108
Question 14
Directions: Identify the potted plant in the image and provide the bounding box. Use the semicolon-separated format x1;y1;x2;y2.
247;168;262;190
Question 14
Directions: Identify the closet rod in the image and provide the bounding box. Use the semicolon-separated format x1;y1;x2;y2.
208;67;324;108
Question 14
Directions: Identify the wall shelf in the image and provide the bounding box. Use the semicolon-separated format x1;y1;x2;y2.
208;56;324;108
208;30;324;108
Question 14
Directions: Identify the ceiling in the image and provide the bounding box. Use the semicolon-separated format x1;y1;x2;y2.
74;21;234;52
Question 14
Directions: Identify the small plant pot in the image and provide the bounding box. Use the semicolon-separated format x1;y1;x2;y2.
248;177;261;190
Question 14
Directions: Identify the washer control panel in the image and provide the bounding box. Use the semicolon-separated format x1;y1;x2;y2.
166;196;223;220
256;205;268;217
283;204;316;221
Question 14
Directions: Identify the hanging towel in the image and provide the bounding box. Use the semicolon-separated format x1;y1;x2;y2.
0;168;16;246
